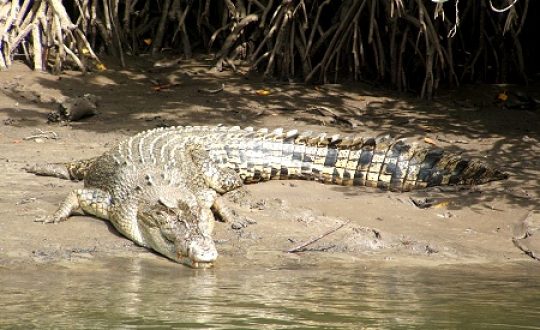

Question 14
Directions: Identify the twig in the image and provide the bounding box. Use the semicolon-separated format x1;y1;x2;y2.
31;23;44;71
258;0;273;28
448;0;460;38
512;238;540;262
264;8;290;76
250;6;284;61
216;13;258;60
197;83;225;95
512;210;540;262
152;0;172;55
286;220;350;253
24;130;59;140
304;0;331;59
489;0;519;13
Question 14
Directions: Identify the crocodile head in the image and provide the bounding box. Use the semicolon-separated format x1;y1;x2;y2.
137;195;218;268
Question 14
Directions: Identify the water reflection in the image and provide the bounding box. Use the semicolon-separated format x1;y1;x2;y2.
1;257;539;329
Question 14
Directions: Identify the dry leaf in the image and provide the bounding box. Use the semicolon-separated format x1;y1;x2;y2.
432;201;450;209
95;63;107;71
143;38;152;45
419;124;433;132
152;84;172;92
424;137;438;146
256;89;271;96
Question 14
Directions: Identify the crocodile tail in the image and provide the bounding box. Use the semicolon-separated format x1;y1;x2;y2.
400;150;508;191
228;130;508;192
328;137;509;191
65;157;98;180
26;157;97;181
429;153;508;187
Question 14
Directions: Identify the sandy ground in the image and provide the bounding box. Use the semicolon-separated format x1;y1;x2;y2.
0;57;539;269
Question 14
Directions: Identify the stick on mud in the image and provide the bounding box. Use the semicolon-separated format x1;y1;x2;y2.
287;220;350;253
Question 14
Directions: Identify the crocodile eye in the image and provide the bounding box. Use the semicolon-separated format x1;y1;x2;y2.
157;209;170;217
166;209;177;216
177;216;190;228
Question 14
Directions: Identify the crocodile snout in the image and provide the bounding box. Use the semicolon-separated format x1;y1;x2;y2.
184;239;218;268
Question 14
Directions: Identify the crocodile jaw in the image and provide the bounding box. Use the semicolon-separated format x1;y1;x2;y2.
174;238;218;268
179;256;215;269
138;225;218;268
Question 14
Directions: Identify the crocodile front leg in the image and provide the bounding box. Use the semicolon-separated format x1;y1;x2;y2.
187;145;252;225
39;188;112;223
193;187;239;224
211;197;238;223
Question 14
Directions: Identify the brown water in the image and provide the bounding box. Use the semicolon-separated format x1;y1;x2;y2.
1;257;540;329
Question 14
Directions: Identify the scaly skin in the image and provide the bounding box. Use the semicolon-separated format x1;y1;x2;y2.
27;126;508;267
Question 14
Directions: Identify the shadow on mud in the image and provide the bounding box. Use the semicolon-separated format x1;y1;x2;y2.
1;56;538;212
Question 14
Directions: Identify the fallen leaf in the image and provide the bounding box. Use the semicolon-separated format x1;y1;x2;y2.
436;211;455;219
95;63;107;71
256;89;271;96
424;137;438;146
419;124;433;132
143;38;152;45
497;91;508;102
152;84;172;92
432;201;450;209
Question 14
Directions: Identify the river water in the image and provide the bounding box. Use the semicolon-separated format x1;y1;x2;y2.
1;256;539;329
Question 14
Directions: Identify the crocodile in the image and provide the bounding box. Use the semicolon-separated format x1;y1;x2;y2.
27;126;508;268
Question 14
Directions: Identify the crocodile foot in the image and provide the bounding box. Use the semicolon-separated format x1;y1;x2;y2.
230;215;257;230
34;215;65;224
25;163;71;180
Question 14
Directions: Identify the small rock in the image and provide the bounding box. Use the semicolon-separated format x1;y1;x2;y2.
231;222;244;230
436;211;455;219
251;200;266;210
50;94;100;122
16;197;36;205
230;216;257;230
425;245;439;254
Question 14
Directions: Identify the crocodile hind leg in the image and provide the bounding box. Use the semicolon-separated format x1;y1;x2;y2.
38;188;112;223
188;146;244;193
26;163;71;180
203;164;244;193
26;157;97;181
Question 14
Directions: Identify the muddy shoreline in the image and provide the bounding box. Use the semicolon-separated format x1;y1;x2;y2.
1;58;539;269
